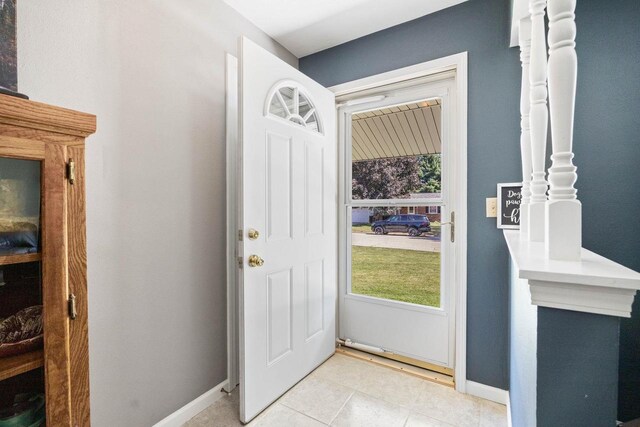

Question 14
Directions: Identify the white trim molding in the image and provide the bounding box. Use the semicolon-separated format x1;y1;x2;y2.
466;380;508;405
506;392;513;427
225;53;240;393
505;230;640;318
329;52;469;393
529;280;637;318
153;379;229;427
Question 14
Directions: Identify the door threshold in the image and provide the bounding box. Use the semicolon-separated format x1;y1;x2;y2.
335;346;454;388
336;338;453;376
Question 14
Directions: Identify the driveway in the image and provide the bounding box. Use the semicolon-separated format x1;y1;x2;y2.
351;232;441;252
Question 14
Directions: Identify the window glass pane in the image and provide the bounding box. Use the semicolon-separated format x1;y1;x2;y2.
278;87;296;115
268;86;321;134
305;112;319;132
0;158;40;255
299;94;312;118
350;206;442;308
269;95;288;119
351;99;442;200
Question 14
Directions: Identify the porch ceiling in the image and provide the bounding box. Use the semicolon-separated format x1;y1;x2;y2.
352;100;442;161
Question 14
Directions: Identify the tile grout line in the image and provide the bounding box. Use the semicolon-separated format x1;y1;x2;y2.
284;405;331;426
327;389;356;426
277;401;330;426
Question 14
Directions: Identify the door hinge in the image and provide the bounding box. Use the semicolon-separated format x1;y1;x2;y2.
238;229;243;241
68;293;78;320
237;256;243;269
66;158;76;185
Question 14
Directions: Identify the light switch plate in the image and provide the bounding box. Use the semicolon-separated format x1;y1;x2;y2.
486;197;497;217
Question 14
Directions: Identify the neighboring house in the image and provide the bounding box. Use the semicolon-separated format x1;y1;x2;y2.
351;193;442;225
352;207;371;224
400;193;442;223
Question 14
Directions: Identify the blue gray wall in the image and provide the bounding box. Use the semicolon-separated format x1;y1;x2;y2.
301;1;640;413
573;0;640;421
537;308;620;427
301;0;520;389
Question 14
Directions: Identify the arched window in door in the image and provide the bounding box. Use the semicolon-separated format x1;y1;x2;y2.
266;82;322;134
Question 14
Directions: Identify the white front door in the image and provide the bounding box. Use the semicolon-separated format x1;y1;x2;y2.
338;76;459;371
239;37;337;423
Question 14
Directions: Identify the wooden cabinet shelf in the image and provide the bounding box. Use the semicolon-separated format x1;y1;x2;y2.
0;350;44;381
0;253;42;266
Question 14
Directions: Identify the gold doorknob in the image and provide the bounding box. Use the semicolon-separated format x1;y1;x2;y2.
248;255;264;267
248;228;260;240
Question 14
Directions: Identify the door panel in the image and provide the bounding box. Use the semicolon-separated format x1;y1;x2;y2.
266;269;293;364
305;143;324;236
239;37;337;422
343;297;449;365
265;132;293;241
305;259;325;339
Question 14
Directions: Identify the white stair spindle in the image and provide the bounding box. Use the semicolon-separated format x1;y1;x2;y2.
546;0;581;260
528;0;549;242
519;18;532;239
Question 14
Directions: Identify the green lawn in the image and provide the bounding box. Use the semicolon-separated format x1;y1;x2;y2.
351;246;441;307
352;224;372;233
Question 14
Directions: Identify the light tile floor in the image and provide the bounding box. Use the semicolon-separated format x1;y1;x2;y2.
184;354;507;427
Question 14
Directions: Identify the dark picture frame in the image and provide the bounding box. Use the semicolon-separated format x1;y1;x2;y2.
497;182;522;229
0;0;17;92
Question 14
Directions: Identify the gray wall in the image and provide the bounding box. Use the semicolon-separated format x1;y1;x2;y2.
537;308;620;427
17;1;296;425
301;0;520;389
573;0;640;421
510;261;621;427
301;0;640;405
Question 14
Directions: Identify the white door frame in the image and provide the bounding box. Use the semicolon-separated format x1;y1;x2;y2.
329;52;468;392
225;53;240;393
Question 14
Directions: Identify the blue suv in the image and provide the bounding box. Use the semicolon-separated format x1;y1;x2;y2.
371;214;431;236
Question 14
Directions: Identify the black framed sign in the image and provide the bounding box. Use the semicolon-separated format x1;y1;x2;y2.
497;183;522;229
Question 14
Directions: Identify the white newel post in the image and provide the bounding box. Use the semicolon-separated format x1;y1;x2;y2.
528;0;549;242
546;0;581;260
519;18;532;240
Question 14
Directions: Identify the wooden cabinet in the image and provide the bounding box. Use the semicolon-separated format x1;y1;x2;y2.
0;94;96;426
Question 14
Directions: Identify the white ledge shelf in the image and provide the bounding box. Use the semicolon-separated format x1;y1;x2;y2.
504;230;640;317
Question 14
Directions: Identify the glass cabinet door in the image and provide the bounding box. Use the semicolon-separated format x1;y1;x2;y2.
0;157;46;427
0;158;41;255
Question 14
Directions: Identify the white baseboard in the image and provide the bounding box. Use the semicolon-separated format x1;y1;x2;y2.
465;380;508;405
153;379;229;427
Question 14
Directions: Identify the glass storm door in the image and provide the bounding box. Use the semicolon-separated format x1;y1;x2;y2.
339;77;458;371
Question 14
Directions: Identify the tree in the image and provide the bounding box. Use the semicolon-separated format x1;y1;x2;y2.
352;157;420;200
418;154;441;193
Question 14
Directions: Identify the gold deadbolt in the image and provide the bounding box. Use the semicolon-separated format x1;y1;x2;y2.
248;255;264;267
248;228;260;240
